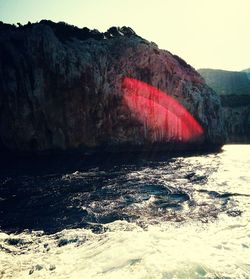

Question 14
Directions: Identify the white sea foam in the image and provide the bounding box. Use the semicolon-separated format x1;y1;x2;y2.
1;213;249;278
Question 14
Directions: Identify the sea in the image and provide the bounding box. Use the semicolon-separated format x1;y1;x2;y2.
0;145;249;278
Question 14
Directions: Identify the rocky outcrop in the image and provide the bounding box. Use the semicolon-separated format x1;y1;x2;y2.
0;21;225;153
243;68;250;82
220;95;250;142
198;68;250;143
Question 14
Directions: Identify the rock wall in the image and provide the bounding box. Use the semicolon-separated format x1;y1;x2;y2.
220;96;250;143
0;21;225;153
198;68;250;143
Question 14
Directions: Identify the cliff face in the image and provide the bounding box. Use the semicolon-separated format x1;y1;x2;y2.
0;21;225;153
243;68;250;82
198;68;250;143
220;96;250;142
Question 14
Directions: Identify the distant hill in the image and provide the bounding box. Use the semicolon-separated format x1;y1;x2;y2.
198;68;250;96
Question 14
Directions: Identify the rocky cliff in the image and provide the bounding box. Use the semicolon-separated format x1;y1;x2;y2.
198;68;250;143
243;68;250;82
0;21;225;153
221;96;250;142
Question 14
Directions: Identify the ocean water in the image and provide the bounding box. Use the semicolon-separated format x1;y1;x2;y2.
0;145;249;278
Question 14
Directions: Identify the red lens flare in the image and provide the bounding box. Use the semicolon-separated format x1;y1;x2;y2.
122;77;204;142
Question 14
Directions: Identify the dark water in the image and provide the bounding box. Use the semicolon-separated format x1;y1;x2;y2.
0;145;249;278
0;149;238;233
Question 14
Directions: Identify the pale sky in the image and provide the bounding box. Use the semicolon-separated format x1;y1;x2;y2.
0;0;249;71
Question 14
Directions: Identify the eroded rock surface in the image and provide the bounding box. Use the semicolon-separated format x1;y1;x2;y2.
0;21;225;153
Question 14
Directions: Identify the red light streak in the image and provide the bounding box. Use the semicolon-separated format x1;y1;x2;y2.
122;77;203;142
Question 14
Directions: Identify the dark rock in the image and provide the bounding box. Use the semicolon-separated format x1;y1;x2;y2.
0;21;16;32
107;26;122;37
120;26;136;36
0;21;225;154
